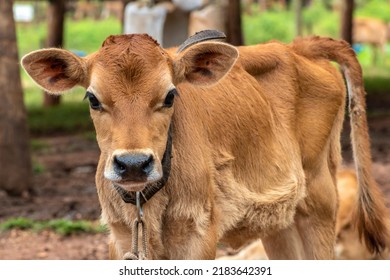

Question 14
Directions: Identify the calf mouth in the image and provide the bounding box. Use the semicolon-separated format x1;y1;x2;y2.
112;179;157;192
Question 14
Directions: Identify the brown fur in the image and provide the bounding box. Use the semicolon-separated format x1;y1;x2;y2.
220;169;390;260
335;169;390;259
21;34;389;259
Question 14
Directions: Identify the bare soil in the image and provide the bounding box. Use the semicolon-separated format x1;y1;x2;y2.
1;115;390;260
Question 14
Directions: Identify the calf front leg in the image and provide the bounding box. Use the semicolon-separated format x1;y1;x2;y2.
108;221;166;260
162;216;219;260
108;217;218;260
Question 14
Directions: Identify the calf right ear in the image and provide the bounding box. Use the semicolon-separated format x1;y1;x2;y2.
172;41;238;87
21;49;88;93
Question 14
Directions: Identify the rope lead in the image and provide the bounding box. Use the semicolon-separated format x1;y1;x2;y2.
123;192;148;260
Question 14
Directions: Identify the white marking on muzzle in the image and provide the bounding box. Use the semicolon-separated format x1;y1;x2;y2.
104;148;162;187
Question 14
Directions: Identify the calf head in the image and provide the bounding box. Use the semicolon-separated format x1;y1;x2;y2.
22;31;238;193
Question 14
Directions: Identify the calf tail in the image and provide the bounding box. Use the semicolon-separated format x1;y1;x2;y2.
292;36;389;255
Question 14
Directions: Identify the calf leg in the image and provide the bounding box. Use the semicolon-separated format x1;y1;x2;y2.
108;222;133;260
261;224;306;259
294;212;336;259
109;221;168;260
295;168;338;259
162;217;218;259
262;200;337;260
262;166;338;260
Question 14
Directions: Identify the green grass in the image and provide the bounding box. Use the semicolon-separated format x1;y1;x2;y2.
240;2;390;96
17;17;121;57
30;139;49;152
27;101;93;135
355;0;390;22
243;8;295;45
81;131;97;142
22;70;92;135
242;1;339;44
32;160;45;174
64;18;121;54
364;77;390;93
0;217;35;230
0;217;107;236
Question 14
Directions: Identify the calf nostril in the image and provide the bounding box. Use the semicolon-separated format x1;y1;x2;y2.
113;156;127;174
141;155;154;173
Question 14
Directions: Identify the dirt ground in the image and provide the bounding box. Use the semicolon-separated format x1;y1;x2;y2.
0;114;390;260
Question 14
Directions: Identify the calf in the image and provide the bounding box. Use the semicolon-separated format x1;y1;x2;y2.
353;17;388;52
22;31;389;259
353;17;388;64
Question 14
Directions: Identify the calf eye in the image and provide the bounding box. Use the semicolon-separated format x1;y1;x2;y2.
163;88;178;108
84;91;102;110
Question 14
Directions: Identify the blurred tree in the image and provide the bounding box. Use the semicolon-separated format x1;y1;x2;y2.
43;0;65;107
294;0;303;36
121;0;134;33
259;0;268;12
226;0;243;45
341;0;354;44
0;0;32;195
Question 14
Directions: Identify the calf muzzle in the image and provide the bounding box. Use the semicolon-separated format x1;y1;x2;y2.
112;153;155;182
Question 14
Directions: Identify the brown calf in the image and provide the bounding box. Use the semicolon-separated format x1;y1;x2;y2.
353;18;388;53
22;31;389;259
353;17;389;64
335;169;390;259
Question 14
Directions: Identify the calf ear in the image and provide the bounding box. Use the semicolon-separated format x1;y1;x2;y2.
21;49;87;93
173;42;239;86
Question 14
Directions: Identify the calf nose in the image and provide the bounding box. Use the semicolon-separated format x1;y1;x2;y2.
113;153;154;182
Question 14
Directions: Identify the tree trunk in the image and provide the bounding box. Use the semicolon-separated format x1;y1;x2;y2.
44;0;65;107
341;0;354;45
121;0;133;33
294;0;303;36
0;0;32;195
226;0;244;46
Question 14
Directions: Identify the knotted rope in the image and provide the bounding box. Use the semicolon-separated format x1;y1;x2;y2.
123;192;149;260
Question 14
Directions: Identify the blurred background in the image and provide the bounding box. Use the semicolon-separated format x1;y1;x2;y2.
0;0;390;259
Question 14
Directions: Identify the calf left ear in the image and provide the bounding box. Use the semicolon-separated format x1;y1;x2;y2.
21;48;87;94
173;42;239;86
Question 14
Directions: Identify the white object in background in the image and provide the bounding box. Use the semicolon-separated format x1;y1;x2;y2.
172;0;209;11
123;3;168;45
13;4;34;22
